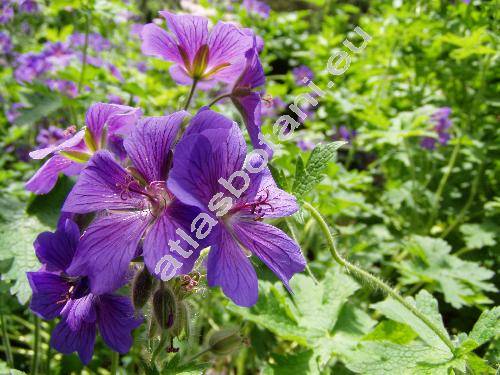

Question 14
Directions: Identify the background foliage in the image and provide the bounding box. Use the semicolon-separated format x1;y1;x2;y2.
0;0;498;373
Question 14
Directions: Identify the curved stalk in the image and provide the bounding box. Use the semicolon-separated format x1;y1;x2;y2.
77;7;91;93
207;93;232;108
31;315;41;375
0;313;14;367
110;351;119;374
183;79;199;110
302;201;455;353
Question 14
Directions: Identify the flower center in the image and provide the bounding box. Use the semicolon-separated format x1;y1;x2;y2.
116;176;172;217
229;189;274;221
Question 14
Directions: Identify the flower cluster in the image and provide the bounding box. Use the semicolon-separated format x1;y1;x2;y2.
420;107;452;150
26;11;306;362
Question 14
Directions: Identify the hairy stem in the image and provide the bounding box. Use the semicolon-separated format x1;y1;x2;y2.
302;201;455;353
0;313;14;367
207;93;232;108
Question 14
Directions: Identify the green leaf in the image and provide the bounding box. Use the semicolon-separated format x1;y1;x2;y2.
0;360;27;374
469;306;500;347
371;290;451;352
363;321;418;345
459;223;497;249
345;341;458;375
13;93;62;126
0;178;73;303
399;236;496;308
292;141;346;198
263;350;320;375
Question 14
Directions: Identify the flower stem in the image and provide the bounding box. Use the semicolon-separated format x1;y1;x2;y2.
78;7;91;93
0;313;14;367
31;315;41;375
110;351;119;374
302;201;455;353
207;93;232;108
183;79;199;110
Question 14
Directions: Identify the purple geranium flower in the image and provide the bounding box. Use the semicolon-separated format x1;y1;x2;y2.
242;0;270;19
0;31;12;54
27;218;142;364
14;52;50;83
26;102;142;194
420;107;453;150
230;43;272;157
107;63;124;81
296;138;315;151
5;102;24;123
36;125;73;149
292;65;314;86
61;112;202;294
45;79;78;98
261;95;285;117
18;0;39;13
43;42;75;69
69;32;111;52
333;125;356;142
168;109;306;306
0;1;13;23
141;11;253;89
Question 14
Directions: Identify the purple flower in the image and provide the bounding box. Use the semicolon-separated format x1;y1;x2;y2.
130;23;143;38
136;61;147;73
27;218;142;364
333;126;356;142
5;102;24;123
420;107;453;150
70;33;111;52
261;96;285;117
107;94;124;105
18;0;38;13
43;42;75;69
36;125;73;149
14;52;50;83
26;102;142;194
141;11;253;89
107;63;123;81
230;43;272;157
242;0;270;19
296;139;315;151
0;2;13;23
168;109;306;306
0;31;12;54
292;65;314;86
45;79;78;98
61;112;202;294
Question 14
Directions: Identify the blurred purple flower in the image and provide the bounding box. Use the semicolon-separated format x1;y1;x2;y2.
107;63;124;81
45;79;78;98
420;107;453;150
18;0;38;13
261;95;285;117
36;125;73;149
43;42;75;69
292;65;314;86
0;31;12;54
70;32;111;52
136;61;147;73
130;23;143;38
333;125;356;142
107;94;124;105
296;139;315;151
242;0;270;19
6;102;25;123
0;2;13;23
420;137;436;150
14;52;50;82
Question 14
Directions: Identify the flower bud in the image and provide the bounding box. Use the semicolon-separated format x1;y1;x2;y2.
132;267;154;310
169;300;189;337
152;285;177;329
208;328;242;356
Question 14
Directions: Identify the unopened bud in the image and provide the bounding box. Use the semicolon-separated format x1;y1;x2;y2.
132;267;154;310
152;285;177;329
169;300;189;337
208;328;242;356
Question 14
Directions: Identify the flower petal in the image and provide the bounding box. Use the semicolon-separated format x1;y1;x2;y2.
50;319;96;365
124;112;187;183
159;11;208;63
206;22;253;82
62;151;144;213
96;294;143;353
168;123;246;211
25;155;77;195
183;108;235;140
207;227;258;307
85;102;141;140
143;200;202;280
66;212;149;294
29;130;85;160
233;220;305;290
61;294;97;330
34;218;80;272
141;23;183;64
28;271;69;320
